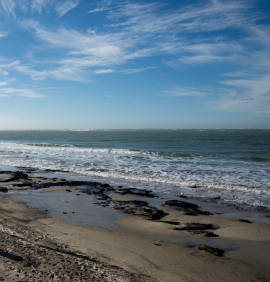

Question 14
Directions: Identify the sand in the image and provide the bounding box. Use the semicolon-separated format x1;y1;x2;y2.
0;169;270;281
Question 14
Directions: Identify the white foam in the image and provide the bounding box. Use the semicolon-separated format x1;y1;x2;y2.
0;141;269;208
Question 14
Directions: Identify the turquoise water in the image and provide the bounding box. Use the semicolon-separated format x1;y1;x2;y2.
0;129;269;207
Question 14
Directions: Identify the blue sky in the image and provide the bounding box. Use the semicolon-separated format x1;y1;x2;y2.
0;0;270;129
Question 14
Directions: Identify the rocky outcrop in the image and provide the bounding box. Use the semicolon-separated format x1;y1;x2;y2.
198;244;225;256
164;200;198;209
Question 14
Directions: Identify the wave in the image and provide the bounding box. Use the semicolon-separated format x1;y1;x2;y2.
241;156;270;162
25;143;74;148
150;151;201;158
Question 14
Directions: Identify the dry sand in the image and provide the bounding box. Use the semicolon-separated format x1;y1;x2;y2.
0;170;270;281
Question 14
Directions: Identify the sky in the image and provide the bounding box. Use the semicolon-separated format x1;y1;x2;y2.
0;0;270;129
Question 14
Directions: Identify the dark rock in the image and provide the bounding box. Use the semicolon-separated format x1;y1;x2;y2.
196;210;213;216
0;171;28;182
185;211;198;216
198;244;224;256
173;193;188;198
189;184;200;188
204;231;215;237
165;200;198;209
238;219;252;223
96;183;111;189
22;180;34;186
0;187;8;192
83;187;105;197
33;180;97;189
114;205;164;220
160;221;180;225
115;200;148;207
116;188;155;197
173;223;219;231
12;183;25;187
154;242;162;246
66;189;71;192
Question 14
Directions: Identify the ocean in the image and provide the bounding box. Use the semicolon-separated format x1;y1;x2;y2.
0;129;269;208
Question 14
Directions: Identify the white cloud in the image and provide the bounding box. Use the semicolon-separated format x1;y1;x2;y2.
208;94;269;113
0;81;9;87
55;0;80;18
105;94;111;98
106;0;250;34
1;0;268;99
129;102;139;108
20;19;155;75
0;87;45;98
177;41;243;65
0;31;8;38
87;7;107;14
253;109;270;114
221;75;270;96
207;74;270;113
0;0;79;17
93;69;114;74
18;91;45;98
18;0;261;82
0;0;16;17
31;0;50;13
162;87;207;97
120;66;156;74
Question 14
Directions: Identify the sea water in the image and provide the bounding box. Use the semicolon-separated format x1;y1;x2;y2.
0;129;269;208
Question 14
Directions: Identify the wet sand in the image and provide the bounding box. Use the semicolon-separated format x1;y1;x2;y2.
0;169;270;281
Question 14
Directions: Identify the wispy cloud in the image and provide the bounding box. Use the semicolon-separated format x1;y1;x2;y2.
93;69;114;74
0;31;8;38
0;0;79;17
0;87;45;98
119;66;157;74
0;81;9;87
162;87;207;97
1;0;270;120
18;0;264;82
221;75;270;96
55;0;80;18
206;74;270;113
20;19;155;79
31;0;50;13
129;102;139;108
0;0;16;17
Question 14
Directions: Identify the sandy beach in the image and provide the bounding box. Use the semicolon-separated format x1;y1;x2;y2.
0;168;270;281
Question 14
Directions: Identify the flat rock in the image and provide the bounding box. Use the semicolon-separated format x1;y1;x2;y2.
173;223;219;231
0;187;8;192
114;200;149;207
117;188;155;197
165;200;198;209
198;244;225;257
114;205;164;220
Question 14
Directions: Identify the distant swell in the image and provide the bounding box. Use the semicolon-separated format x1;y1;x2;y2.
241;156;270;162
26;143;74;148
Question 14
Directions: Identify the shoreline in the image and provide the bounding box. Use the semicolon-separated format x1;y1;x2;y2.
0;167;270;281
